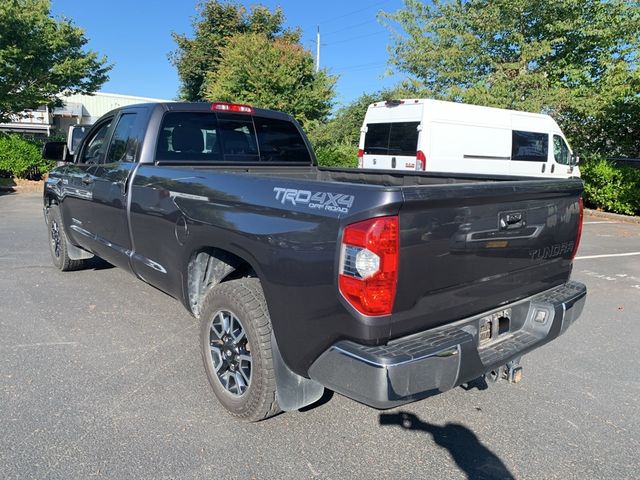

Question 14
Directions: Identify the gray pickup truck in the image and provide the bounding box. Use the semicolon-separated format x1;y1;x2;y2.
42;101;586;421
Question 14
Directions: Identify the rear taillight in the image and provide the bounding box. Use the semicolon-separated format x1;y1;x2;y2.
571;197;584;258
339;216;399;316
416;150;426;171
357;148;364;168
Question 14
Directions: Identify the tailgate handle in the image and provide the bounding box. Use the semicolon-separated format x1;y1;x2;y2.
500;212;525;230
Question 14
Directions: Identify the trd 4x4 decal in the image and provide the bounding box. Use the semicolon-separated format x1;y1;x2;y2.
273;187;355;214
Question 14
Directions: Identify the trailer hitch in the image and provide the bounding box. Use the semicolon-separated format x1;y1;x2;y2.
486;357;523;384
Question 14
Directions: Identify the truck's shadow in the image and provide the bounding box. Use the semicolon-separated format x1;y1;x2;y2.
379;412;515;480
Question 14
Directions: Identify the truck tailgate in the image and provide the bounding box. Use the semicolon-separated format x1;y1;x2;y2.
390;178;583;339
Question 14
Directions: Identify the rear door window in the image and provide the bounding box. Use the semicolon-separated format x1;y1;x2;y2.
511;130;548;161
364;122;419;156
106;113;139;163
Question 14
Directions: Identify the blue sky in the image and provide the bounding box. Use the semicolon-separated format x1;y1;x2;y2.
51;0;407;108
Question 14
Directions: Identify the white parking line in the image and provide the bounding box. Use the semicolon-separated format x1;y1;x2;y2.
583;221;617;224
575;252;640;260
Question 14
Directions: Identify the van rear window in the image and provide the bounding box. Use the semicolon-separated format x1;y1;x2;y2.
511;130;548;162
156;112;311;163
364;122;419;156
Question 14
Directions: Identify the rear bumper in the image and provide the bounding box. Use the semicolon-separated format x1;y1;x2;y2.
308;281;586;409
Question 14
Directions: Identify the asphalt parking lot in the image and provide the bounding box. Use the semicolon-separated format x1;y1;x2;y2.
1;192;638;479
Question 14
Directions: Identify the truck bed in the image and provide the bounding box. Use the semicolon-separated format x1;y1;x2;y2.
126;163;582;375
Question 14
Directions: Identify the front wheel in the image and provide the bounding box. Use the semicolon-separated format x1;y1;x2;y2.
200;278;281;421
47;205;87;271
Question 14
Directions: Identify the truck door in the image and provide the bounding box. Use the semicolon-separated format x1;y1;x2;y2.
68;110;144;271
64;109;142;270
508;130;550;177
60;116;114;250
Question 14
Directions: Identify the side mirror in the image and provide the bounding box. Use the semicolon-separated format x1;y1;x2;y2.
42;141;69;161
571;154;580;165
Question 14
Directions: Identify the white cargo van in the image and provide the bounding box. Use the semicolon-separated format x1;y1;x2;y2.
357;99;579;178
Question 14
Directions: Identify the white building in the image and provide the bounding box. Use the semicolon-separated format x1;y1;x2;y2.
0;92;171;138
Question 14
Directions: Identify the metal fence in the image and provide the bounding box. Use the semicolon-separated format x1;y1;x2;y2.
609;158;640;169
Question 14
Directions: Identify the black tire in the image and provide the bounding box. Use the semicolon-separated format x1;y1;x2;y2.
200;278;281;421
47;205;87;272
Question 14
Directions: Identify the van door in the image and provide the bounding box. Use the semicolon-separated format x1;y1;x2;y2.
551;134;576;178
362;122;420;170
509;130;549;177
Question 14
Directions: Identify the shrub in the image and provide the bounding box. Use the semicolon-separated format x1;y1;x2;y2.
0;133;53;179
314;142;358;169
580;157;640;215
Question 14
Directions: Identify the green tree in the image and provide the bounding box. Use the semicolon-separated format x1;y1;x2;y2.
170;1;298;101
380;0;640;157
0;0;111;122
203;33;336;126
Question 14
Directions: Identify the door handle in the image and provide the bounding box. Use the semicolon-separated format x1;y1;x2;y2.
82;175;94;185
500;212;525;230
541;164;546;173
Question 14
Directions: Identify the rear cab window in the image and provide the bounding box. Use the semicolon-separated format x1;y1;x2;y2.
364;122;420;156
155;111;311;164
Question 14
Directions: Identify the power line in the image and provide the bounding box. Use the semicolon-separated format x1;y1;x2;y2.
324;31;382;46
331;62;389;73
332;61;386;70
317;0;391;25
323;18;379;37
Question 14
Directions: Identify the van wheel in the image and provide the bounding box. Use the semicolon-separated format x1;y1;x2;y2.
47;205;87;271
200;278;281;421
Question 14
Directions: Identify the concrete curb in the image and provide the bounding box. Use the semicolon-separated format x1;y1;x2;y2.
585;208;640;224
0;186;44;193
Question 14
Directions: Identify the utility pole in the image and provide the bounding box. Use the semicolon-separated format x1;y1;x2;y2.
315;26;320;73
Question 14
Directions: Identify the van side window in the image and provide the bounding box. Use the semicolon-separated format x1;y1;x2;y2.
553;135;571;165
511;131;548;162
364;122;419;156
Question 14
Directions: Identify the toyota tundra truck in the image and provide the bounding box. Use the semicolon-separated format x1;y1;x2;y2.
42;101;587;421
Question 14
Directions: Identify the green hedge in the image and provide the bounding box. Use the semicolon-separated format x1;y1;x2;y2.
314;142;358;168
580;157;640;216
0;133;53;179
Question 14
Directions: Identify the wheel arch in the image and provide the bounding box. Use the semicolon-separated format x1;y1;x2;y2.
186;247;258;318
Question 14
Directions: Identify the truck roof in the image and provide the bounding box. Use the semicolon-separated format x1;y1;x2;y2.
108;101;295;123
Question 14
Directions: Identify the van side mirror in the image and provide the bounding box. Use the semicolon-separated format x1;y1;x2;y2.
571;154;580;165
42;141;69;161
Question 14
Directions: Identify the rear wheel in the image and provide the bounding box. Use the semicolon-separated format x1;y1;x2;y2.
200;278;281;421
47;205;87;271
